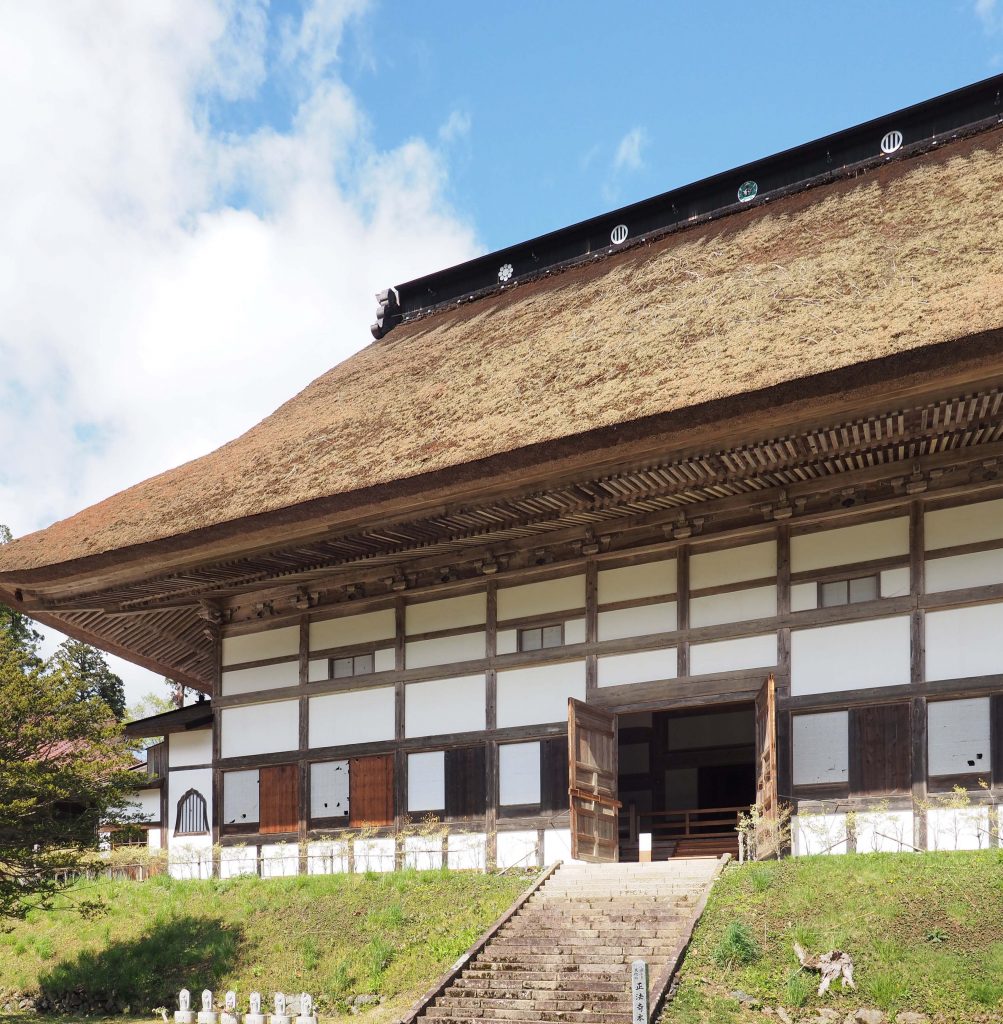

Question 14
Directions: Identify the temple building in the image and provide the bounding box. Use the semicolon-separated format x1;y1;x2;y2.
2;75;1003;875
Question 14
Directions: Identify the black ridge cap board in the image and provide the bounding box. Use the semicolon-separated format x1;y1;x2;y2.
380;72;1003;330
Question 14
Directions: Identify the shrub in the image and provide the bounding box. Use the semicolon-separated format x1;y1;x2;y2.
712;921;760;968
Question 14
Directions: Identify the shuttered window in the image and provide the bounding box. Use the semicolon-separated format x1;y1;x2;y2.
349;754;394;827
445;746;486;818
259;764;299;834
498;737;568;815
541;736;570;812
174;789;209;836
850;704;911;794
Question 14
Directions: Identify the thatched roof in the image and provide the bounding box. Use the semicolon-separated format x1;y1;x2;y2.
3;126;1003;578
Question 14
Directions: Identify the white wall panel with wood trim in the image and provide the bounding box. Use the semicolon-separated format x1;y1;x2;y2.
926;549;1003;593
926;603;1003;681
690;541;776;590
309;609;395;652
791;517;909;573
222;661;299;696
309;687;395;747
598;601;677;641
689;634;777;676
497;575;585;620
310;760;349;819
597;648;676;687
689;584;777;628
405;593;487;634
407;751;445;812
220;701;299;759
792;711;849;785
927;697;991;776
404;675;486;738
222;769;259;825
790;616;911;696
496;662;586;728
925;498;1003;551
169;729;213;767
222;624;299;667
597;559;677;604
405;631;486;669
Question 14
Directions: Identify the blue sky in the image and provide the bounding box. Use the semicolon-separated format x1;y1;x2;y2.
216;1;1002;262
1;0;1000;707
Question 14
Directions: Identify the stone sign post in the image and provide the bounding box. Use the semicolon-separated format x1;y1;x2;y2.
631;959;649;1024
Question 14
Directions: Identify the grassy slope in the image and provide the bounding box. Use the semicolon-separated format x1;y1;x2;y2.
0;869;532;1022
662;850;1003;1024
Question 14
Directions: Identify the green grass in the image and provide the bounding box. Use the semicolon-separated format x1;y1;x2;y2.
662;850;1003;1024
0;867;532;1022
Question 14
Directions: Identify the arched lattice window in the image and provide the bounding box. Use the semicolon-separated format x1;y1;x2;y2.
174;789;209;836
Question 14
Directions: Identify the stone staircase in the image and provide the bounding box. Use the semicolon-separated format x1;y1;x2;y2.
409;859;722;1023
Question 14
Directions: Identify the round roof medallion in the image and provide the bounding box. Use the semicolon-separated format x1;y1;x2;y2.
737;180;758;203
498;263;513;283
881;130;903;155
610;224;628;245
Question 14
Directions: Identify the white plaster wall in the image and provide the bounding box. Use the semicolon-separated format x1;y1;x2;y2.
309;687;395;747
307;841;350;875
791;517;909;573
219;846;257;878
793;813;848;856
497;831;539;869
222;625;299;666
543;827;584;866
791;616;911;696
406;632;486;669
408;751;445;812
790;582;818;612
221;700;298;759
926;549;1003;593
169;729;213;768
261;843;299;878
927;807;993;851
565;618;587;644
222;769;259;825
926;603;1003;681
925;498;1003;551
690;585;777;628
497;630;518;655
375;648;395;672
598;601;677;641
597;648;676;687
598;560;676;604
147;829;162;851
498;575;585;620
168;842;213;879
354;837;396;872
927;697;991;776
133;790;161;821
222;661;299;696
855;810;914;853
689;634;776;676
406;593;486;634
311;760;349;819
310;609;395;652
405;675;486;738
691;541;776;590
880;566;911;597
448;832;486;871
167;767;212;856
496;662;586;727
793;712;848;785
308;659;329;682
404;835;443;870
499;741;541;805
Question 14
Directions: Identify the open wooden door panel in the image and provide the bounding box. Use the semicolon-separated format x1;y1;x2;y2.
755;674;778;824
568;698;620;862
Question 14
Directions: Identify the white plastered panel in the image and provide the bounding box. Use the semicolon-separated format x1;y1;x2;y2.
308;659;329;682
790;581;818;612
793;813;848;856
927;807;991;851
408;751;445;812
311;760;349;819
404;675;486;738
927;697;991;776
793;712;848;785
169;729;212;767
222;661;299;696
689;634;776;676
167;768;212;844
404;835;443;870
855;810;914;853
926;603;1003;681
496;662;586;727
790;616;910;696
220;846;257;878
221;701;298;759
597;560;676;604
926;550;1003;594
497;831;539;869
880;566;911;597
597;649;676;687
309;608;395;652
498;575;585;619
690;541;776;590
406;631;485;669
565;618;586;644
791;517;908;573
448;833;486;870
223;769;259;825
374;648;395;672
222;625;299;667
496;630;518;655
690;585;777;628
499;741;541;805
354;837;395;872
134;790;161;821
261;843;299;878
309;687;395;747
598;601;677;641
925;498;1003;551
406;593;486;634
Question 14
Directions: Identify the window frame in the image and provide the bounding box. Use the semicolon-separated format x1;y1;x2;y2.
517;622;565;653
173;788;209;837
331;651;376;679
817;572;881;609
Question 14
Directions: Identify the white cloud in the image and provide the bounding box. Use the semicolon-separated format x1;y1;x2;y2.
439;109;472;144
976;0;1001;30
0;0;479;704
613;126;649;173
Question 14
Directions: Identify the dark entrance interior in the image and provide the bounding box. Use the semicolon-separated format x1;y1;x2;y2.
618;703;756;860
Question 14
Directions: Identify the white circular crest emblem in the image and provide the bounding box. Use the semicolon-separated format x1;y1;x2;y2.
498;263;513;283
610;224;628;245
881;130;903;155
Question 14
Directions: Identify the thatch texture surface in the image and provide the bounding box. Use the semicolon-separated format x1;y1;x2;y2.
4;129;1003;574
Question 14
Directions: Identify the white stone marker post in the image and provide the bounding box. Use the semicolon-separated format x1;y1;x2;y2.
631;959;649;1024
271;993;291;1024
221;991;240;1024
197;991;219;1024
175;990;195;1024
245;993;265;1024
295;993;317;1024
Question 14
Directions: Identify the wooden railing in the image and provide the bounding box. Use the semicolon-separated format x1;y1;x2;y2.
620;805;744;845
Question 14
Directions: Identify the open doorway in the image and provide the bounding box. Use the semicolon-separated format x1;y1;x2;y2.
617;703;756;860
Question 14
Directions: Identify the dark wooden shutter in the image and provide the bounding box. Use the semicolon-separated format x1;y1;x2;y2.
259;764;299;834
445;746;486;818
568;698;620;862
992;695;1003;787
850;704;911;794
349;754;394;827
540;736;569;812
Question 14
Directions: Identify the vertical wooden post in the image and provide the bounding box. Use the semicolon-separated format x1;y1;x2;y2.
585;558;598;694
208;613;222;880
297;615;310;875
485;580;498;869
776;524;792;701
910;501;928;851
676;545;690;679
394;598;407;867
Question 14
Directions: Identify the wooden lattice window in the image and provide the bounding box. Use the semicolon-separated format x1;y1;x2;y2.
174;788;209;836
